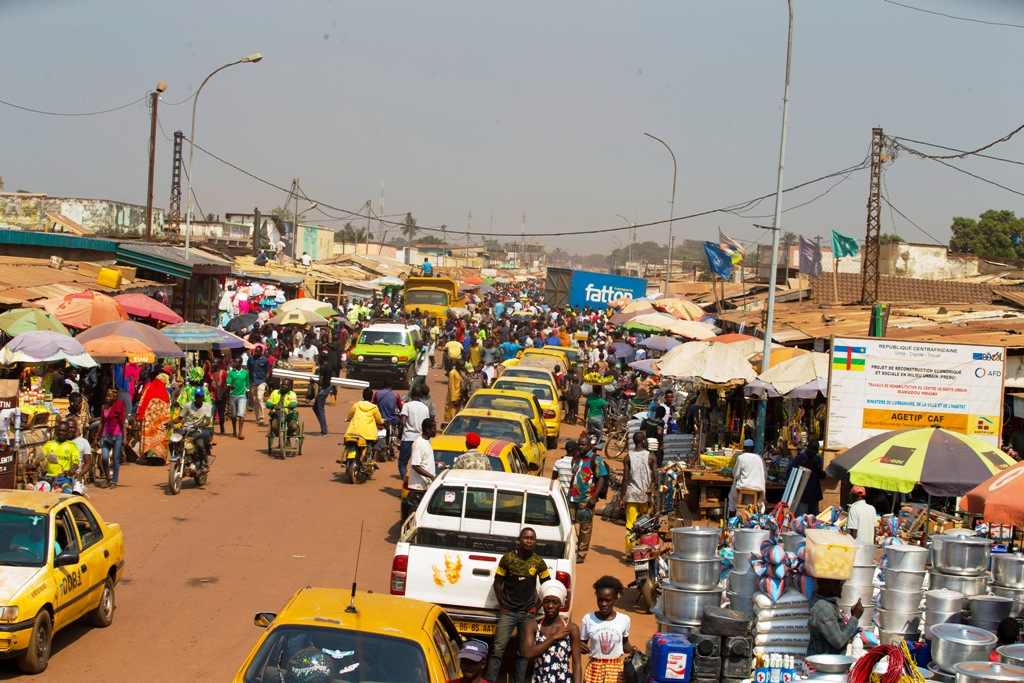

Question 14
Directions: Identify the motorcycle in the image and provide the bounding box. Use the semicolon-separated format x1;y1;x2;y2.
167;424;210;495
373;421;399;463
627;513;665;612
343;434;377;484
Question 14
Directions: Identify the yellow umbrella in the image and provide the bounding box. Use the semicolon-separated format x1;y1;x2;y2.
749;346;809;371
620;299;656;314
654;297;706;321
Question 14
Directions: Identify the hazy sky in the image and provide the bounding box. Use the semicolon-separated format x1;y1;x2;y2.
3;0;1023;253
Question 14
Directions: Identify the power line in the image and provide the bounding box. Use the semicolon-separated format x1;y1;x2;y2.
881;0;1024;29
924;156;1024;199
889;122;1024;160
0;95;147;117
880;195;947;246
890;136;1024;167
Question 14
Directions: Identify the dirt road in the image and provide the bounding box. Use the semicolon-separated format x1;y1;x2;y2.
9;367;657;681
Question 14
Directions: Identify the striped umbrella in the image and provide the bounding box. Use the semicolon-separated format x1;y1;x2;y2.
161;323;245;351
826;427;1015;497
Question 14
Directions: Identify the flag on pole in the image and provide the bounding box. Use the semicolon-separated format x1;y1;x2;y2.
831;230;860;258
703;242;734;280
798;235;823;277
719;229;746;264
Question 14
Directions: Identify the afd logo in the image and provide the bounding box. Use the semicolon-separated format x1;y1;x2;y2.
973;351;1004;362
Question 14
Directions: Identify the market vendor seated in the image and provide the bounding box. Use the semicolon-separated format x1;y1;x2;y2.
808;578;862;656
38;420;81;481
266;380;299;438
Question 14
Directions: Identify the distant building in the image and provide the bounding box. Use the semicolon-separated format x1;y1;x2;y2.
504;240;545;270
0;192;166;237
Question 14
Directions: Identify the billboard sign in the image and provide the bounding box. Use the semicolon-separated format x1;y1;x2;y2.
567;270;647;309
826;337;1005;449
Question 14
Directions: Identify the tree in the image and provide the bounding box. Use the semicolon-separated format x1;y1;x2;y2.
270;206;294;223
949;210;1024;258
880;233;905;245
334;222;374;244
401;212;419;245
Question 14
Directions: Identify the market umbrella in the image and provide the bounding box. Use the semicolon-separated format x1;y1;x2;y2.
478;284;496;294
279;298;334;313
654;340;757;384
482;277;496;285
113;293;183;324
370;276;405;288
826;427;1015;497
0;330;97;367
654;298;706;321
750;346;810;370
76;320;185;359
620;300;656;314
31;290;128;329
664;319;717;341
462;276;483;285
961;459;1024;526
225;313;259;333
638;335;681;352
629;358;660;375
81;335;156;364
622;312;681;333
714;333;754;344
268;309;329;326
0;308;69;336
756;352;829;396
727;338;783;359
161;323;246;351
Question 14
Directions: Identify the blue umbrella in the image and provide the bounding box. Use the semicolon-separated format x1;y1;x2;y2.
638;335;681;351
161;323;245;351
628;358;660;375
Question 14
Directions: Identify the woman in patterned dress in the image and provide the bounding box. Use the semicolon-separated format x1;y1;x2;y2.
523;580;581;683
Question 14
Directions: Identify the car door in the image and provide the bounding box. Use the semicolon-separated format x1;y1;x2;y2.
510;446;528;475
68;502;107;613
51;507;88;629
523;420;544;472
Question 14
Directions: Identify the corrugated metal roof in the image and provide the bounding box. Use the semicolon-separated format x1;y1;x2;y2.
0;228;117;252
117;243;232;279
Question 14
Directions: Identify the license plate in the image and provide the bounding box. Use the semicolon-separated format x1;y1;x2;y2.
634;560;649;572
454;620;495;636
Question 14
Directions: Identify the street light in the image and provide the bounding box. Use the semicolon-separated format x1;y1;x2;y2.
184;53;263;259
610;236;623;273
614;213;636;265
644;133;677;296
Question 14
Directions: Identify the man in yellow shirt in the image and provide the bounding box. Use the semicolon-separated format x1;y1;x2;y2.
446;359;466;422
342;388;385;461
444;338;464;374
266;379;300;439
40;421;80;480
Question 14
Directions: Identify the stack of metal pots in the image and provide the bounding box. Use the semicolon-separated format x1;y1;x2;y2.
929;623;997;680
925;588;964;640
655;527;724;634
838;542;876;630
930;535;992;631
725;527;770;620
990;553;1024;621
877;544;928;643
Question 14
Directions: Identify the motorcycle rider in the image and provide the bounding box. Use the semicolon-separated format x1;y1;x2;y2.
342;388;384;461
177;387;213;470
177;366;210;409
266;379;300;440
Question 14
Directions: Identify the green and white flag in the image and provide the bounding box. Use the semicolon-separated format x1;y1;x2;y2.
831;230;859;258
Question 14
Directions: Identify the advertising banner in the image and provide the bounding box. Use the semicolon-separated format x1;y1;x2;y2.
826;337;1005;449
568;271;647;309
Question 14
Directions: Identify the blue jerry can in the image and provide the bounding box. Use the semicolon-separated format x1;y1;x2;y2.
648;632;694;682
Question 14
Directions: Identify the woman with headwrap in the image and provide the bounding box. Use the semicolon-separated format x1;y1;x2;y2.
523;580;582;683
138;373;172;464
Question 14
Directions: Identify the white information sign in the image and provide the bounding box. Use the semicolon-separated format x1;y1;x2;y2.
826;337;1005;449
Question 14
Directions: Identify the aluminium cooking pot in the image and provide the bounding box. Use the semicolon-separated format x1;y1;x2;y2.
877;608;922;633
952;661;1024;683
992;553;1024;589
659;584;724;623
930;624;998;674
878;588;925;612
996;643;1024;666
666;556;722;590
925;609;962;640
671;527;721;560
967;595;1013;624
732;527;771;553
938;537;991;576
886;544;929;572
927;589;965;613
929;570;989;598
883;568;927;592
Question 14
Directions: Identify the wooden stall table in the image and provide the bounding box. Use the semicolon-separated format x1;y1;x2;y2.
682;468;786;523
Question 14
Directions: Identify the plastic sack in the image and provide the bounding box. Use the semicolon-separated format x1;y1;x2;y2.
793;573;816;600
761;541;786;565
768;562;788;580
750;559;768;577
753;589;809;610
759;576;788;602
623;651;650;683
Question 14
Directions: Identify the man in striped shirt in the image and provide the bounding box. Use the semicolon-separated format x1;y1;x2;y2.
550;439;577;494
808;578;862;656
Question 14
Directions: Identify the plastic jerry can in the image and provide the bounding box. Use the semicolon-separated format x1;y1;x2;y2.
649;633;694;682
97;267;123;288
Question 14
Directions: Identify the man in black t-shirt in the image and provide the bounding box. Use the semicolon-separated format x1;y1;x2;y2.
486;527;551;683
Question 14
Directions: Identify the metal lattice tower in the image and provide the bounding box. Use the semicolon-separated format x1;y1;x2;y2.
860;127;883;304
168;130;184;238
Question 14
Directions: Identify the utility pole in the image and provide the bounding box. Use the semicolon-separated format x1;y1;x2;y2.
379;181;386;257
145;82;166;240
292;178;300;260
253;207;261;252
860;127;884;304
168;131;184;240
365;200;372;250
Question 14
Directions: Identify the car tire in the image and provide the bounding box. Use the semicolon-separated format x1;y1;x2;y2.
88;576;116;627
16;610;52;674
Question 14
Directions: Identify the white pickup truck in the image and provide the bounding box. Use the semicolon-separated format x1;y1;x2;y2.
391;469;577;638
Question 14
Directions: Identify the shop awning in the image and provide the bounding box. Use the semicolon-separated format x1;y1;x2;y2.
116;243;232;279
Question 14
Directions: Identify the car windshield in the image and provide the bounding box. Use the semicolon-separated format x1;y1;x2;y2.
434;450;505;471
446;415;526;444
243;624;429;683
358;331;406;346
494;380;554;402
465;394;533;419
0;510;50;567
503;368;554;384
406;290;450;306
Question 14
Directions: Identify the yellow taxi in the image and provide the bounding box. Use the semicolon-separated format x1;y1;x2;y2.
0;491;125;673
492;376;563;449
499;364;559;388
232;588;466;683
429;435;534;474
464;388;548;446
442;409;547;473
538;345;581;369
522;347;572;373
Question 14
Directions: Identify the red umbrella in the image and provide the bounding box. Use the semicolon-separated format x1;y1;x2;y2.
114;293;183;324
463;276;483;285
30;291;128;329
961;459;1024;526
713;333;754;344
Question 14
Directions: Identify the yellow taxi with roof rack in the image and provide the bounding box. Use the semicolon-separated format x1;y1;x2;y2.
0;491;124;674
441;408;547;474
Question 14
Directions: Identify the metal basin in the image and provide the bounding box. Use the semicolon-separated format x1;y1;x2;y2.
805;655;853;674
654;615;698;636
992;553;1024;589
929;570;989;598
877;608;922;633
854;542;877;566
667;556;722;590
927;589;965;613
727;569;758;596
953;661;1024;683
997;643;1024;666
925;610;962;640
848;564;876;587
726;591;754;619
930;624;997;674
938;537;991;576
672;527;721;560
990;585;1024;617
886;544;929;572
879;588;924;612
733;527;770;553
884;568;927;592
840;581;873;605
968;595;1013;624
659;584;724;623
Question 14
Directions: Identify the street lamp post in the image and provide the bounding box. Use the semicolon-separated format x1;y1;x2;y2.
184;53;262;260
644;133;677;296
145;81;167;241
614;213;636;265
610;236;623;273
